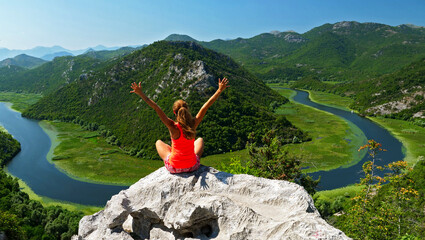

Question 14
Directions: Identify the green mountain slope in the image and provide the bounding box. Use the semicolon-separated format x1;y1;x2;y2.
0;55;104;93
0;54;47;69
349;58;425;120
23;41;307;157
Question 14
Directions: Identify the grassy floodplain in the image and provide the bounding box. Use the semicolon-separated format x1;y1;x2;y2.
0;91;42;112
15;177;102;215
307;91;353;111
0;125;7;133
40;121;163;186
40;120;243;186
270;86;367;173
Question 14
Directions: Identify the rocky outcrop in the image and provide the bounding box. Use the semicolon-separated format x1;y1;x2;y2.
73;166;350;240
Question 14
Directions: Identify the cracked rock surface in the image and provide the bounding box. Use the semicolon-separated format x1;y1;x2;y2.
72;166;350;240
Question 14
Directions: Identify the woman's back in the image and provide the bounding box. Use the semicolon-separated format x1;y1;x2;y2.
169;122;197;168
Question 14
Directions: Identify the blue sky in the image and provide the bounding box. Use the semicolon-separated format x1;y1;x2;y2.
0;0;424;50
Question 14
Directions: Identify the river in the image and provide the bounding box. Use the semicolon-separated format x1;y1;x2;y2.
0;102;127;206
291;90;404;190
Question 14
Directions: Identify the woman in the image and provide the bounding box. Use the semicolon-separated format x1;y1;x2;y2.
130;78;229;173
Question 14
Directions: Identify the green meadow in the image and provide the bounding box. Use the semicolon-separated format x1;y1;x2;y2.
271;87;367;173
39;120;242;186
0;125;7;133
40;121;164;186
307;90;354;111
15;177;102;215
314;184;363;203
0;91;43;112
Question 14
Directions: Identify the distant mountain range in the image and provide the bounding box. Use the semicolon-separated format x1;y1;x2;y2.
0;46;142;93
41;51;74;61
2;20;425;123
0;54;47;69
164;21;425;82
0;44;143;61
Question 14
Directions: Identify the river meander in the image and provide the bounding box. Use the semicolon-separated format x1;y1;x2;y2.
0;89;405;204
0;102;127;206
291;90;404;190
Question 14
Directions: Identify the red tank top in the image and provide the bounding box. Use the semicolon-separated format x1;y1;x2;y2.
169;122;197;168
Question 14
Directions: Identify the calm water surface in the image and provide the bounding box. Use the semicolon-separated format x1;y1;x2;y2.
0;102;127;206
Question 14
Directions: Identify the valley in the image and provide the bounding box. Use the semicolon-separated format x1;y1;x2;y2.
1;20;425;239
0;84;402;201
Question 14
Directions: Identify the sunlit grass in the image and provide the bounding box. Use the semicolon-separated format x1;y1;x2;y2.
307;90;354;111
12;176;102;215
40;121;163;186
0;125;7;133
314;184;363;202
0;91;42;112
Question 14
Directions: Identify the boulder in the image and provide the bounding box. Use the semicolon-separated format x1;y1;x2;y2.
73;166;350;239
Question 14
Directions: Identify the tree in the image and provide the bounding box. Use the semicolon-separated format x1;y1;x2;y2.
336;140;421;239
246;129;319;195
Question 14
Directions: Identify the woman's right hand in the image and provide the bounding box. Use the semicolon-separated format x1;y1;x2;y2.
130;82;143;95
218;78;229;92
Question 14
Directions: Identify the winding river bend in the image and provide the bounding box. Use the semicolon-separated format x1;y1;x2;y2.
291;90;404;190
0;89;404;204
0;102;127;206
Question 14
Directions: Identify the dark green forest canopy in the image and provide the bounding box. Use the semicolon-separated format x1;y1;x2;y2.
23;41;307;158
0;131;82;240
0;131;21;167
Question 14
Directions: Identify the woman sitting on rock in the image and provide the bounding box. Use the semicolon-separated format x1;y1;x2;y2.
130;78;228;173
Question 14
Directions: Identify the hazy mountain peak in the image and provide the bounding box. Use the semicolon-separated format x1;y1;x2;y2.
0;54;47;68
332;21;360;30
398;23;425;29
164;34;198;42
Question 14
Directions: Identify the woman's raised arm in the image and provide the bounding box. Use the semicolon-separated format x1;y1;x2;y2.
194;78;229;129
130;82;175;129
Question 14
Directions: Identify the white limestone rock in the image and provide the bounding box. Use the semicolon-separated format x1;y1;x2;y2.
74;166;350;240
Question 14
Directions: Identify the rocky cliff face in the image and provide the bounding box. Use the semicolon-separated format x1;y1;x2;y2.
73;166;350;240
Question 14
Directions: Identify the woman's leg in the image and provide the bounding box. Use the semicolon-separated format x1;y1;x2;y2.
194;137;204;157
156;140;171;160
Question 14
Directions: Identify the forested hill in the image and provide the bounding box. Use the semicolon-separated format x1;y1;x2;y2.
292;58;425;122
23;41;307;158
346;58;425;121
167;21;425;82
0;54;47;69
0;47;138;94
